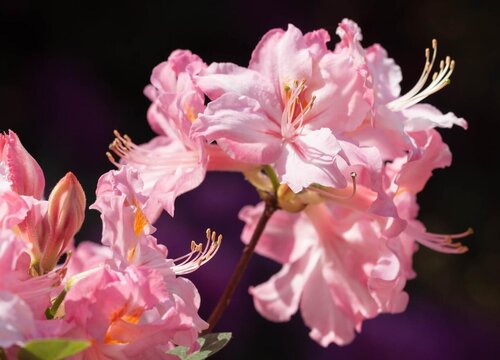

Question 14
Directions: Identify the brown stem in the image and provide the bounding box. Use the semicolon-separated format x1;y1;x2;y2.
204;196;277;334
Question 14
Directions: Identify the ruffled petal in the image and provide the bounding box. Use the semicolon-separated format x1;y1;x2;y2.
275;128;346;192
365;43;402;103
403;103;467;131
249;24;313;101
196;62;281;120
250;250;314;322
239;203;313;264
192;93;282;164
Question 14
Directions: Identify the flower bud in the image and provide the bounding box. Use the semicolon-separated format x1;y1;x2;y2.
0;130;45;199
40;172;86;272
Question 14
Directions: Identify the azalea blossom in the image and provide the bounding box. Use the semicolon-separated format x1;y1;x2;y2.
108;50;251;219
62;265;203;359
57;165;222;357
191;23;374;193
240;128;470;347
231;19;471;348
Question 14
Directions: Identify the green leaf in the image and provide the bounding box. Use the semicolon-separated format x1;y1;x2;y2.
168;332;232;360
17;339;90;360
0;348;7;360
168;345;189;359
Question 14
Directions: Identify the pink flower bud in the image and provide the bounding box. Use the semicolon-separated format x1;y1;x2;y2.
0;130;45;199
40;172;86;272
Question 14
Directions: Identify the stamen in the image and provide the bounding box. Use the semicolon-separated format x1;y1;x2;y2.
107;130;199;168
281;80;316;140
406;226;472;254
106;151;120;167
387;39;455;111
310;172;358;201
172;228;222;275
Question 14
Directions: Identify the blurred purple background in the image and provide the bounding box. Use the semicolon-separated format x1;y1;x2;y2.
1;1;499;359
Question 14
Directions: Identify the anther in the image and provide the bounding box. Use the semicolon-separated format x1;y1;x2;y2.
387;39;455;111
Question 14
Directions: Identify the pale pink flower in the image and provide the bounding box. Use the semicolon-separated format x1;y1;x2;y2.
63;265;202;359
83;166;223;355
91;166;221;275
240;202;411;347
108;50;249;218
191;22;373;192
240;128;470;347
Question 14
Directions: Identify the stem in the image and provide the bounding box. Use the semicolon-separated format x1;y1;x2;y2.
204;196;277;334
45;288;68;320
263;165;280;192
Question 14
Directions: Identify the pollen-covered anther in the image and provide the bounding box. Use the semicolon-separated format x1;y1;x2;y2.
281;79;316;140
387;39;455;111
172;228;222;275
107;130;136;166
410;226;473;254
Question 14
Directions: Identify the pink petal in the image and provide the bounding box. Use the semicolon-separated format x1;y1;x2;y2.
250;252;313;322
249;24;313;101
365;43;402;103
239;203;312;264
0;130;45;199
0;291;37;347
403;103;468;131
192;93;282;164
307;28;372;133
275;128;346;192
396;129;452;193
300;259;356;347
303;28;331;57
0;191;30;229
196;62;281;120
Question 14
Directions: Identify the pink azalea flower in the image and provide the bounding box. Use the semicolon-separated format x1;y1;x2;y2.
191;22;373;192
80;166;225;356
63;265;202;359
240;202;411;347
108;50;250;218
91;166;221;275
240;128;470;347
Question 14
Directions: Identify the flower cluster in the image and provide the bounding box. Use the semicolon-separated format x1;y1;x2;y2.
0;130;220;358
1;18;470;358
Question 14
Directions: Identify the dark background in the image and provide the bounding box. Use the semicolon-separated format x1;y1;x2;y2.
1;1;499;359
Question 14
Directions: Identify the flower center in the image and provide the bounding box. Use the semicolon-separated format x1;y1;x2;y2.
281;80;316;141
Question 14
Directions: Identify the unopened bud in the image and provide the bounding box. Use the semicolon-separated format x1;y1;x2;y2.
0;130;45;199
40;172;86;272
